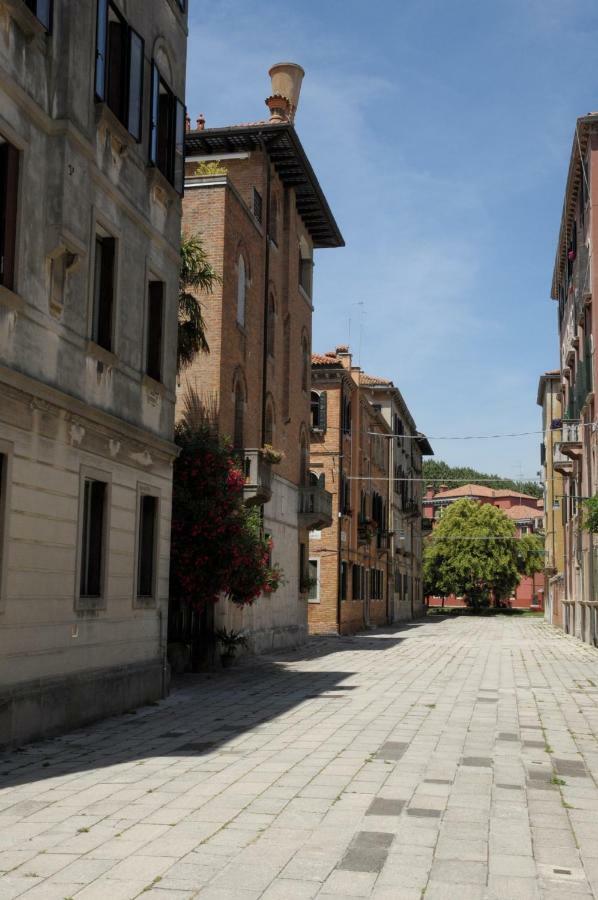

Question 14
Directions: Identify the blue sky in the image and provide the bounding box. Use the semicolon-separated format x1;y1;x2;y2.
186;0;598;480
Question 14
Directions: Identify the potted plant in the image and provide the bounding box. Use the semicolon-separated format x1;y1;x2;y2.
260;444;285;465
214;628;248;668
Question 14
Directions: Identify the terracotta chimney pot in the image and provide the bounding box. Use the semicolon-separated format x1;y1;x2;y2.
267;62;305;123
196;114;205;131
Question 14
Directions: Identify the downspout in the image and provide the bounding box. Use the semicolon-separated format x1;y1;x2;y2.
258;134;271;446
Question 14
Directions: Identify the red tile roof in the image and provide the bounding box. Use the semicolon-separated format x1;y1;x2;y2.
360;372;392;386
504;505;543;521
312;352;341;366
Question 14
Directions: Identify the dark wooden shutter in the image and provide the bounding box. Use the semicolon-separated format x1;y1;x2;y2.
81;480;106;597
138;495;157;597
174;98;185;194
318;391;327;432
146;281;163;381
0;142;19;291
95;0;108;100
107;13;126;121
127;28;144;141
96;237;115;351
149;63;159;165
157;83;173;178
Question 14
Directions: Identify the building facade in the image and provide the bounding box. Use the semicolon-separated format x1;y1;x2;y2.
307;347;431;634
550;114;598;645
537;371;566;629
0;0;187;746
178;65;343;653
423;485;544;609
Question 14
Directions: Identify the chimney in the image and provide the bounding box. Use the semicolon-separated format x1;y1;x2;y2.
266;62;305;124
335;344;352;370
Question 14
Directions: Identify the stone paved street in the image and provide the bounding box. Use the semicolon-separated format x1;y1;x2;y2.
2;617;598;899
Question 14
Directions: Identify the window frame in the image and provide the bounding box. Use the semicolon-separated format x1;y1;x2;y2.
149;61;186;194
75;466;112;612
307;557;320;603
134;485;160;607
0;137;20;293
145;279;165;382
95;0;145;141
90;226;117;353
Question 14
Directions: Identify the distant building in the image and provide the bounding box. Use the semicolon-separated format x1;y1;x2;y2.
178;65;343;652
308;347;431;634
423;485;544;609
537;371;566;628
0;0;188;746
549;113;597;644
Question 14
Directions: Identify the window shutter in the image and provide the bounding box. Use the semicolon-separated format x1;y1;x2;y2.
34;0;52;30
174;98;186;194
0;143;19;291
318;391;327;432
146;281;163;381
149;63;159;165
127;28;144;141
95;0;108;100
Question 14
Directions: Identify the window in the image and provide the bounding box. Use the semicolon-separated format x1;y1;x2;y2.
283;316;291;419
137;494;157;598
24;0;52;29
253;188;263;224
340;561;348;601
298;242;313;297
352;564;362;600
301;334;309;391
236;255;246;326
234;382;244;450
342;395;352;435
0;138;18;291
311;391;327;432
80;479;107;597
308;558;319;602
92;233;115;351
266;294;275;357
270;195;279;244
149;62;185;192
95;1;144;141
146;281;164;381
340;474;351;515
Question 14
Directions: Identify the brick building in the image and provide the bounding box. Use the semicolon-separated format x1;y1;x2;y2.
423;485;544;609
178;64;343;652
549;113;598;644
0;0;187;745
307;347;431;634
537;371;566;629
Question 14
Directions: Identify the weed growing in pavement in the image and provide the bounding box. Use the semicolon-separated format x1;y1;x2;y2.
77;828;89;833
551;776;566;786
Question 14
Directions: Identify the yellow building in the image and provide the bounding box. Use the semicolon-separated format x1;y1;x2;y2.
537;371;566;628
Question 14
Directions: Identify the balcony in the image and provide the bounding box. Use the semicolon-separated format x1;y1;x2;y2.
553;439;573;476
357;516;374;545
559;422;583;461
239;449;272;507
375;530;390;553
403;498;420;518
298;484;333;530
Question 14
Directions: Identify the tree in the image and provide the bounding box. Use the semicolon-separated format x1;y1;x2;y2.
423;499;544;610
170;410;283;610
422;459;542;499
177;233;221;372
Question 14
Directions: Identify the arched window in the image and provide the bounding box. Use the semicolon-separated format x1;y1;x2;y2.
233;381;245;450
237;255;246;326
266;294;275;357
301;334;309;392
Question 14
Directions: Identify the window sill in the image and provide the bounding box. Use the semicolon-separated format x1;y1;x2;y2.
86;340;117;369
134;595;157;609
95;102;135;157
148;165;178;209
0;285;25;312
5;0;47;40
142;373;166;394
76;596;106;614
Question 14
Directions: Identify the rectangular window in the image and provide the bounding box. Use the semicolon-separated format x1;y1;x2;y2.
80;479;106;597
150;63;185;193
95;1;144;140
137;494;157;598
299;252;312;296
92;233;115;351
352;564;361;600
308;558;319;603
25;0;52;30
146;280;164;381
0;138;19;291
340;561;347;601
253;188;263;224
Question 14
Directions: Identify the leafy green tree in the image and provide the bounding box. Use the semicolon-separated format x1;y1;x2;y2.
177;233;222;372
423;499;544;610
582;496;598;532
422;459;542;499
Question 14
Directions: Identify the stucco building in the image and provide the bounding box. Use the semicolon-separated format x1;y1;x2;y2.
0;0;187;746
307;347;431;634
549;113;598;645
178;64;343;652
423;485;544;609
537;370;566;629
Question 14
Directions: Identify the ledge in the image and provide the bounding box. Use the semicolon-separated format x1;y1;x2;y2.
86;340;118;369
95;102;135;157
148;165;178;209
0;285;25;312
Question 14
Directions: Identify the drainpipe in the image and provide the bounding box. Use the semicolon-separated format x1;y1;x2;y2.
337;383;344;633
258;134;271;446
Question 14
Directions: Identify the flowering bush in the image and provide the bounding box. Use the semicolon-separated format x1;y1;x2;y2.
170;424;284;609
